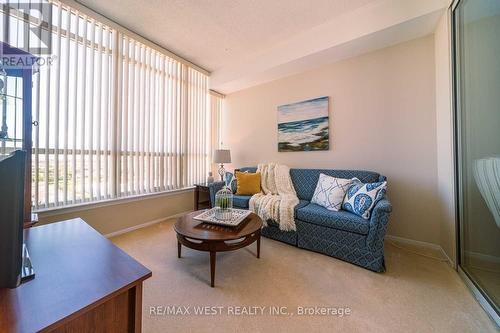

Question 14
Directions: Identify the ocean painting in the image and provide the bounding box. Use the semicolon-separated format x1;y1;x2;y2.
278;96;329;152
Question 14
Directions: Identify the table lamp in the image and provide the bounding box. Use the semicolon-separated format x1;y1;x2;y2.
213;149;231;181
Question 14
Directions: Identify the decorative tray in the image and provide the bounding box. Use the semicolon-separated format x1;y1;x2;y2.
193;208;252;227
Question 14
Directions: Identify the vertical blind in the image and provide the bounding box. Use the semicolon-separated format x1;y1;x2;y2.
210;92;223;148
2;0;212;210
209;91;224;177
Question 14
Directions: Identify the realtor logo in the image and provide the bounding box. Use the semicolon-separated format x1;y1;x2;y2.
1;0;53;55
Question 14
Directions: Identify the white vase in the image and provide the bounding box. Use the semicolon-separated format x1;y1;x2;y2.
207;171;214;184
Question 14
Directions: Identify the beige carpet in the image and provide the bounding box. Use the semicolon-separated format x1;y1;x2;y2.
111;219;498;333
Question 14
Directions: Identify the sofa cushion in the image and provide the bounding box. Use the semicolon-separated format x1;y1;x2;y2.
233;195;251;209
290;169;381;201
233;197;307;212
311;173;354;211
342;178;387;219
296;203;370;235
226;167;258;193
235;171;261;195
295;200;309;214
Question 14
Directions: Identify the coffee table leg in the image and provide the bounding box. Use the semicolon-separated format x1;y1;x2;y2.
210;251;216;288
257;234;261;259
177;241;181;258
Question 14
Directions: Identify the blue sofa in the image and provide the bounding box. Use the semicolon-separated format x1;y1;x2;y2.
208;167;392;272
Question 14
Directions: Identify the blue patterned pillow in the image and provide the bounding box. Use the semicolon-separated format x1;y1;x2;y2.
342;178;387;219
311;173;354;211
225;172;236;192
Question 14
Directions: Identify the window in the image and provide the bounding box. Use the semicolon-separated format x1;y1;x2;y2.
1;0;212;210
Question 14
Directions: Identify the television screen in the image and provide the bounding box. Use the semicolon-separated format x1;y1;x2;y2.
0;150;26;288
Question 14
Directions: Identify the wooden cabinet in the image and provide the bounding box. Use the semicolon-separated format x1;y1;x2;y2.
0;218;152;332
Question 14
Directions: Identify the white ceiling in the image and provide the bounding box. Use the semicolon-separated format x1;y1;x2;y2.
75;0;450;94
76;0;375;71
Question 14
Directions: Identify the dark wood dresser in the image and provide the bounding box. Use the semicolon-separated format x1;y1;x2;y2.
0;218;152;332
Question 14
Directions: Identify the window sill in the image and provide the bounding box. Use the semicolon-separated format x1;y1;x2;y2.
36;187;195;218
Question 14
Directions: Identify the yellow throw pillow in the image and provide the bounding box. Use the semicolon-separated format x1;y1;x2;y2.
235;171;261;195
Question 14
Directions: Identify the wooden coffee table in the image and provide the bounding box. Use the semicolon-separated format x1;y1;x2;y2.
174;210;263;287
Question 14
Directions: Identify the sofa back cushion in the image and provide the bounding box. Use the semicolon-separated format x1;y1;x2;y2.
290;169;382;201
238;167;258;173
229;167;383;202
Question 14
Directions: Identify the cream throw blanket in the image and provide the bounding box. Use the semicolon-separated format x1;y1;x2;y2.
249;163;299;231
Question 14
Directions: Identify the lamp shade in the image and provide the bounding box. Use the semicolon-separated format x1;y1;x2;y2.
213;149;231;163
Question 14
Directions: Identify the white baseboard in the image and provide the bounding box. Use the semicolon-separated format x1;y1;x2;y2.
386;235;442;250
385;235;455;268
465;251;500;265
104;210;192;238
441;247;456;269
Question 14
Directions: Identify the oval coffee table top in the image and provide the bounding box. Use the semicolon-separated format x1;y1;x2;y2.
174;210;263;241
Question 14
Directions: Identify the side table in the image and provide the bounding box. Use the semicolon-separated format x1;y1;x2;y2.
194;183;212;210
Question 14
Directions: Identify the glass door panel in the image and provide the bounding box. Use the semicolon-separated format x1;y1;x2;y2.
454;0;500;318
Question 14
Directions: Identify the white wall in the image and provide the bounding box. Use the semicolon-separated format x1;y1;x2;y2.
434;11;456;265
223;35;442;244
38;190;194;235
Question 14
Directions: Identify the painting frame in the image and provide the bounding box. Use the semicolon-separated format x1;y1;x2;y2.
277;96;330;152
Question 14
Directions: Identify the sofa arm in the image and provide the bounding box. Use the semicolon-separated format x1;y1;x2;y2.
208;181;225;207
366;197;392;251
